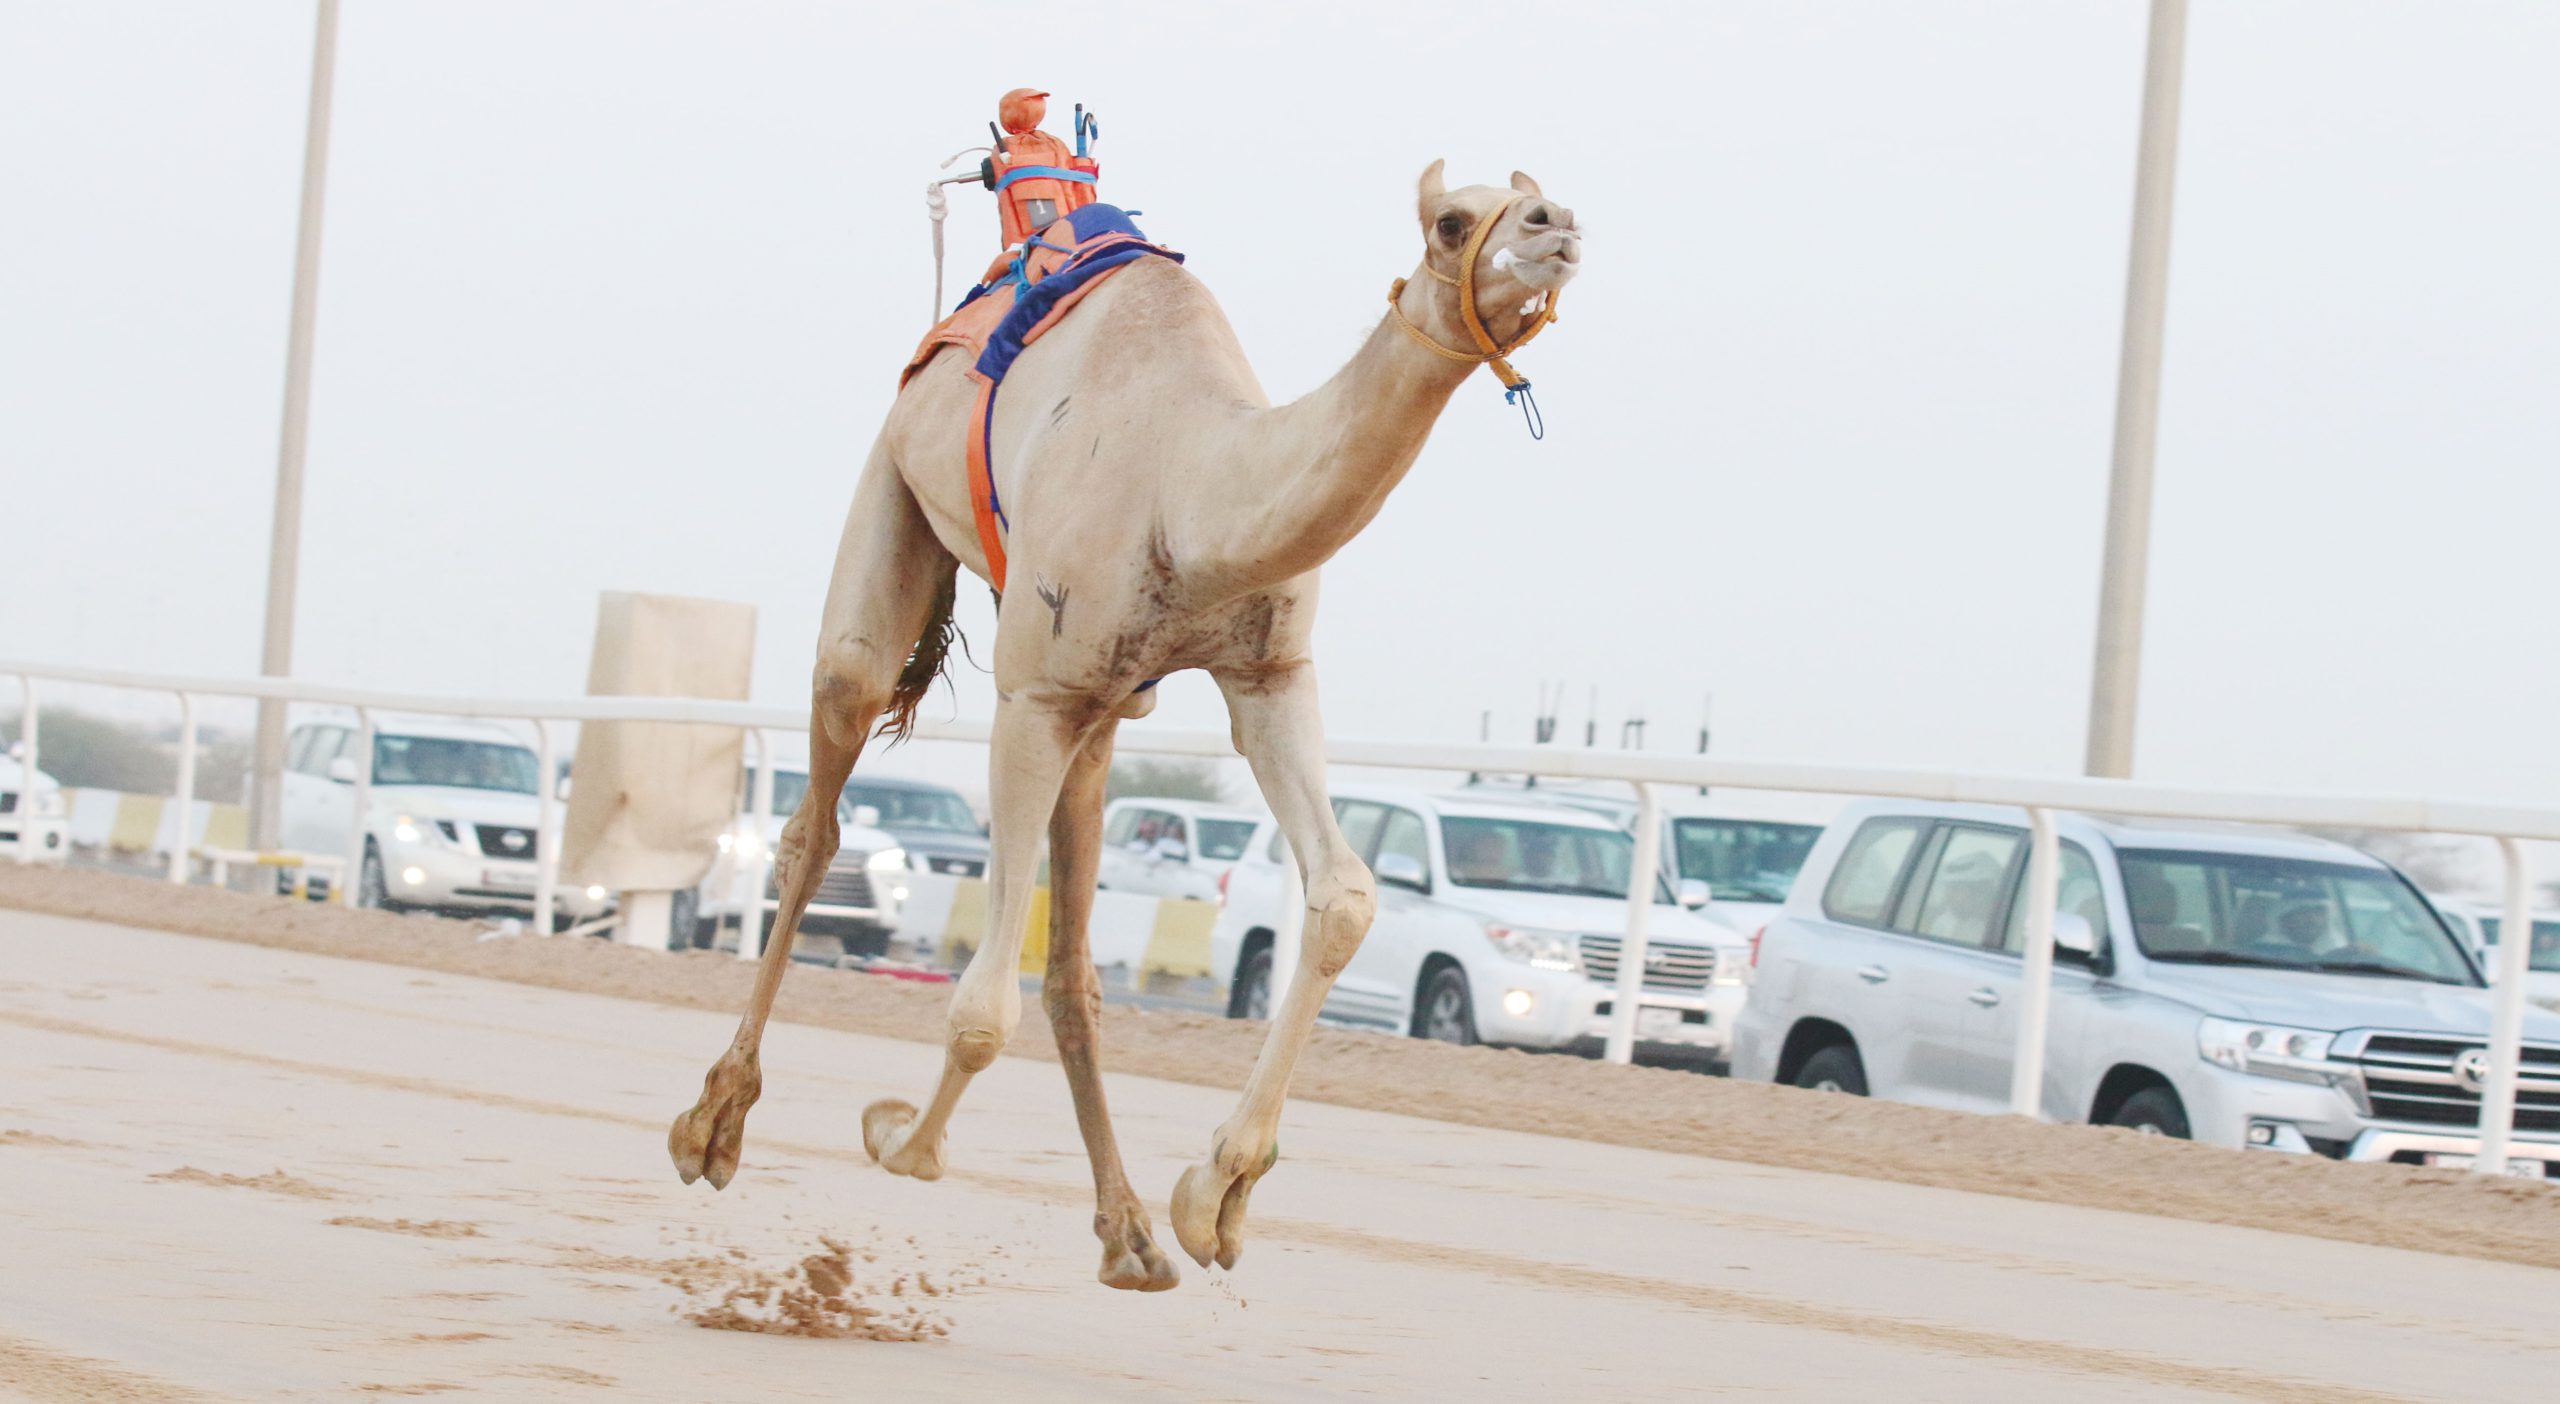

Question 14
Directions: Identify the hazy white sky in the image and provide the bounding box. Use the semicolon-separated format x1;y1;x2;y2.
4;1;2556;808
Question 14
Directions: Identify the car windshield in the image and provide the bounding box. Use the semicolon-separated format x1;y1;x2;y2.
844;782;980;834
2477;918;2560;974
1443;817;1675;902
739;771;811;818
1670;818;1822;903
373;735;538;794
1196;818;1257;861
2121;850;2478;985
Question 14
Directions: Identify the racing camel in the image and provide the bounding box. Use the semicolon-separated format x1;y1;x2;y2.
670;157;1583;1291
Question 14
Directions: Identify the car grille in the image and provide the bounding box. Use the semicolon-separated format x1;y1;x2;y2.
928;855;983;877
475;824;538;859
770;865;875;911
1577;935;1714;993
0;792;15;814
2343;1032;2560;1134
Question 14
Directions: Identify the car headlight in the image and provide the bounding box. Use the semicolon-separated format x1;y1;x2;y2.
391;814;456;846
865;846;908;873
32;790;66;818
2197;1017;2340;1084
1484;924;1582;973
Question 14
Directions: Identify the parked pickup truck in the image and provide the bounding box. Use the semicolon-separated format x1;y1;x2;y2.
1733;799;2560;1176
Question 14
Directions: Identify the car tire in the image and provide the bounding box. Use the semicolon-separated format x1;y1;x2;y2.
1794;1044;1868;1095
1414;964;1478;1046
2109;1086;2191;1139
1230;946;1273;1021
356;841;392;911
669;888;705;950
839;921;892;961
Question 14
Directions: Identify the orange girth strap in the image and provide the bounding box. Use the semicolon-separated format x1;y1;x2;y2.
965;374;1008;591
1385;192;1561;411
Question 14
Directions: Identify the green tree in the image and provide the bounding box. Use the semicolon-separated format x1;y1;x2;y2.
1;709;174;794
0;710;251;803
1105;757;1230;805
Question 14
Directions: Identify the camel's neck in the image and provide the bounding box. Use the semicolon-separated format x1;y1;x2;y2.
1183;275;1480;593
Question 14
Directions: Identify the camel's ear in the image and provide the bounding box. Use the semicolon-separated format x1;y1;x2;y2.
1510;170;1544;198
1417;158;1447;224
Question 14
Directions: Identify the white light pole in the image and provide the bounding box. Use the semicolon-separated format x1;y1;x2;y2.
2085;0;2187;779
251;0;342;848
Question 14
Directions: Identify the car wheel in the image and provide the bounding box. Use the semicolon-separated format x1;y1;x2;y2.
669;888;704;950
356;841;391;911
1794;1044;1868;1095
1415;964;1478;1046
2109;1086;2191;1139
839;921;892;961
1231;947;1273;1021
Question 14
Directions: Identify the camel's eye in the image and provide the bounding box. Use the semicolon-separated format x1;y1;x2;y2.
1435;213;1465;243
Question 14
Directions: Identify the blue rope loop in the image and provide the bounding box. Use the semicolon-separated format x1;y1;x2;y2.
993;164;1099;193
1504;381;1545;441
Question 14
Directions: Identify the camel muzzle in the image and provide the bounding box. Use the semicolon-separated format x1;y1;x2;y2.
1386;190;1567;439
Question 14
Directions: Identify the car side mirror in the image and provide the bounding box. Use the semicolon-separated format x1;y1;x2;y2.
1158;841;1189;863
851;804;882;829
2052;912;2098;960
1677;878;1712;910
326;756;359;785
1375;851;1429;892
556;775;573;801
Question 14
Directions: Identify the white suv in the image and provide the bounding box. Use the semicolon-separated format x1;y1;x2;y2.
1734;800;2560;1173
1;753;68;865
277;714;609;925
1212;786;1750;1056
681;764;907;955
1097;796;1266;901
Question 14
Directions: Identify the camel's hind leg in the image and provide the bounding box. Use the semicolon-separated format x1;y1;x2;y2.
669;442;955;1190
1170;663;1375;1269
1040;716;1180;1291
862;685;1098;1182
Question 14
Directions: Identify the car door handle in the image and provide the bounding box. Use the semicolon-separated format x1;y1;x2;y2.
1968;987;2002;1007
1855;964;1890;984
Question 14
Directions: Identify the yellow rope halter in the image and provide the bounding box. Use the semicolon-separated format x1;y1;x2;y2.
1385;192;1562;398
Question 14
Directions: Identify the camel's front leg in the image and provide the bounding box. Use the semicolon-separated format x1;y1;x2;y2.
863;692;1092;1181
1172;664;1376;1270
1041;717;1180;1291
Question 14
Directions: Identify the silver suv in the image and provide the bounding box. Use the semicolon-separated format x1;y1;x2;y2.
1733;800;2560;1175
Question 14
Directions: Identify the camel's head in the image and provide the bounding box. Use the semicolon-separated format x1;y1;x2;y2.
1414;159;1582;330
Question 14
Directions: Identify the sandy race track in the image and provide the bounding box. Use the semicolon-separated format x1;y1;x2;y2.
3;894;2557;1400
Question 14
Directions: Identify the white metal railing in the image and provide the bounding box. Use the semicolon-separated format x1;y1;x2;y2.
7;657;2553;1174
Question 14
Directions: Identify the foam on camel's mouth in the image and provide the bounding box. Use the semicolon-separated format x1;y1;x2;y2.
1502;232;1582;292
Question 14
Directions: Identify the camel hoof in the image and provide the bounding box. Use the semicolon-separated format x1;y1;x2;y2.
1168;1162;1233;1269
1095;1201;1181;1292
863;1099;944;1181
670;1052;761;1190
1172;1141;1274;1270
1100;1241;1183;1293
